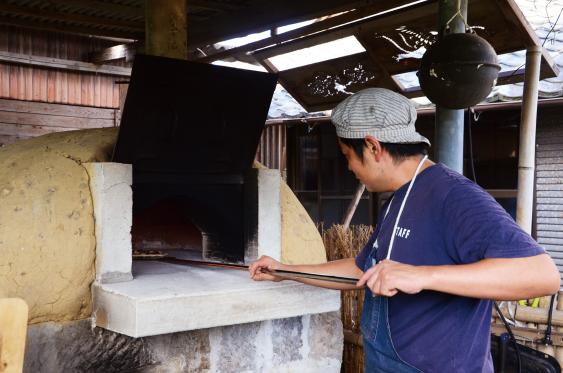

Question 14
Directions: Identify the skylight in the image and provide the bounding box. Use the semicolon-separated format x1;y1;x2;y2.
267;36;366;71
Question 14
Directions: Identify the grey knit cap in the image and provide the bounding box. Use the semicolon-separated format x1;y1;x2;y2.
331;88;430;146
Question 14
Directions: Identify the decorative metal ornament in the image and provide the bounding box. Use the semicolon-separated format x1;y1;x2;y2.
417;32;501;109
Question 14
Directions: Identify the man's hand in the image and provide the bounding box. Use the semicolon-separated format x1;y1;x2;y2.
356;259;428;297
249;255;285;282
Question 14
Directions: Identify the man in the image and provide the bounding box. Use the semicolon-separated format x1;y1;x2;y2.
249;88;560;372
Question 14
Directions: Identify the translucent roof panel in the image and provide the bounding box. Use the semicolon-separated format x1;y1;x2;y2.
267;36;366;71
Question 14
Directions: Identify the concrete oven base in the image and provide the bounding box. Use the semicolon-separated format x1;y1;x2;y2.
93;261;341;338
24;312;343;373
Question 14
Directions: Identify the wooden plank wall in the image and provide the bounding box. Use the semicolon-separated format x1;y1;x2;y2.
256;123;286;170
0;25;125;108
0;98;116;147
536;111;563;280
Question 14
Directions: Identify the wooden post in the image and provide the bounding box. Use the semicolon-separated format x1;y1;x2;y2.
516;45;542;234
342;183;365;230
145;0;188;59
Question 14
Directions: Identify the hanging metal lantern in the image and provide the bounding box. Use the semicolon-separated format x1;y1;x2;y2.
417;32;501;109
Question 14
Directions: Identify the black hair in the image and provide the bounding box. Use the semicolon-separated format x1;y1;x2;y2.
338;137;429;163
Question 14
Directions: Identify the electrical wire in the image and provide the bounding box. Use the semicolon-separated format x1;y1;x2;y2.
494;302;522;373
466;109;477;183
542;6;563;47
542;294;556;345
506;4;563;79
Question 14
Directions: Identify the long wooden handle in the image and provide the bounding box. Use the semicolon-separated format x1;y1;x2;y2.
265;268;359;285
154;257;359;285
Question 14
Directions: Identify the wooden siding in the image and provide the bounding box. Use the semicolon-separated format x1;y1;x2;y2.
0;25;126;108
256;123;286;170
536;119;563;279
0;98;116;147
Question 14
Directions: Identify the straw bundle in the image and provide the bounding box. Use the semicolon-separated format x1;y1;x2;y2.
324;224;373;373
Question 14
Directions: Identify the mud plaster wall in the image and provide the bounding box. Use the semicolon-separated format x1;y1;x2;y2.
280;182;327;265
0;128;118;323
253;161;327;265
0;127;326;323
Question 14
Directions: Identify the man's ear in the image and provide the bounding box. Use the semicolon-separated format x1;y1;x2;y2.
364;135;383;161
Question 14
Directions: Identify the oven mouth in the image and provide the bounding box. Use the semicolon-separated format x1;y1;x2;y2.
131;169;259;263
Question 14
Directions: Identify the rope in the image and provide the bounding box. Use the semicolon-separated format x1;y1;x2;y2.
444;0;470;33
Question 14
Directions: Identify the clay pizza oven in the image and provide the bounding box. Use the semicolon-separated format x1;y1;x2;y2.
86;55;339;337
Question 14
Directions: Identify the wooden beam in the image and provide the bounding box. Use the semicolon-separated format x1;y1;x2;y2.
0;111;113;130
89;43;137;64
189;0;239;12
0;98;115;120
46;0;144;18
0;3;143;31
196;0;418;63
0;51;131;76
355;34;404;93
487;189;518;198
0;15;142;41
496;0;545;48
540;48;560;79
343;329;363;347
186;12;213;21
0;122;79;137
258;57;319;114
145;0;187;59
251;1;436;61
188;0;400;48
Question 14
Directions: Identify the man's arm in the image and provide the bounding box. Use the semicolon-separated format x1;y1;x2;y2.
249;256;363;290
357;253;560;299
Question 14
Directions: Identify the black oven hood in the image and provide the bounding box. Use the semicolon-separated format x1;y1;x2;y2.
113;54;278;174
112;54;278;262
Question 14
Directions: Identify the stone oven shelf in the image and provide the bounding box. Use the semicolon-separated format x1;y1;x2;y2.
93;261;341;338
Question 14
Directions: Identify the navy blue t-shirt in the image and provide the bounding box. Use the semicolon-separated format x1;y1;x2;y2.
356;163;545;372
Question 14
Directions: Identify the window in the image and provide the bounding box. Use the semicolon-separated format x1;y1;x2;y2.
286;122;376;227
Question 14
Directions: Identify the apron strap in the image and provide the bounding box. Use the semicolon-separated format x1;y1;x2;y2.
386;155;428;260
